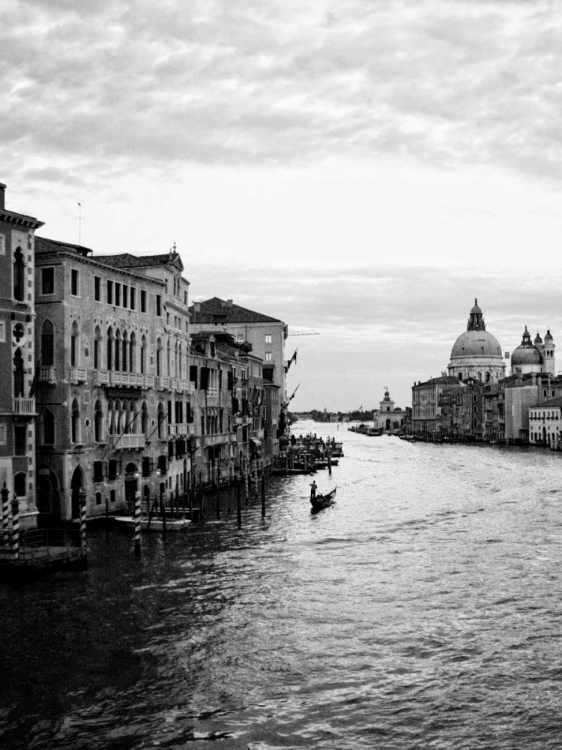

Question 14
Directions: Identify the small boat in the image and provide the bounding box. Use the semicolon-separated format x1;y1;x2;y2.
310;486;337;512
114;516;191;531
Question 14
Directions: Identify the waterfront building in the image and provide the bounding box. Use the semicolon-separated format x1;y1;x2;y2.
411;376;460;437
34;240;192;521
0;184;44;528
529;398;562;448
190;297;288;454
372;389;407;433
447;299;505;384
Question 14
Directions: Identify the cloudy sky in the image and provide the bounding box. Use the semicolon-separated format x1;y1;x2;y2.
3;0;562;411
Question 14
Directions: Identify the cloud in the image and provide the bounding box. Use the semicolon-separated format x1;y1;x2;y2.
2;0;562;184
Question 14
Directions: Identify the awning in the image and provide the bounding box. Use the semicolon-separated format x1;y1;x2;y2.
250;438;262;447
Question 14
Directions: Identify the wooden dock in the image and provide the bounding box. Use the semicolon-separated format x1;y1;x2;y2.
0;528;87;580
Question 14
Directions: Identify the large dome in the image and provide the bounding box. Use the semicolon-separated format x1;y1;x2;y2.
450;330;503;359
447;299;506;383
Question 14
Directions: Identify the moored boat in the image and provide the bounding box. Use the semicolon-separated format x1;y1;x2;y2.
114;516;191;531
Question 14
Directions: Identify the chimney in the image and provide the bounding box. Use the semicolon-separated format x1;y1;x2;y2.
193;302;201;314
0;183;6;210
227;299;233;308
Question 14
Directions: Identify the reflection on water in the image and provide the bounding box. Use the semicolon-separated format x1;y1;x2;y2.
2;425;562;749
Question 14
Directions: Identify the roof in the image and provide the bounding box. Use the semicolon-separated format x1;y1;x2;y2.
532;397;562;410
190;297;285;325
0;207;44;230
36;236;93;256
96;251;184;272
450;330;503;359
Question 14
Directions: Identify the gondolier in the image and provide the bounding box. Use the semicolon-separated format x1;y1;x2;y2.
310;480;317;500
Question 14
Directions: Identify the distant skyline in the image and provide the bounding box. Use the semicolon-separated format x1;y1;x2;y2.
4;0;562;411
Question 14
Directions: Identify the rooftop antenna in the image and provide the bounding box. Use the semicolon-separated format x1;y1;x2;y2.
77;202;82;246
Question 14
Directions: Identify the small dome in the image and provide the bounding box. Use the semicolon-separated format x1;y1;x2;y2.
545;329;553;342
512;326;543;367
534;332;543;345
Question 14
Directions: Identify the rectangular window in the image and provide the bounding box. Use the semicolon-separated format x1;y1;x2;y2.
265;352;272;362
71;269;79;296
115;283;121;307
123;285;128;308
94;276;101;301
14;425;26;456
0;423;6;445
156;295;162;316
0;321;5;343
0;235;5;255
107;280;113;304
265;334;272;344
42;267;55;295
130;287;136;310
140;290;147;312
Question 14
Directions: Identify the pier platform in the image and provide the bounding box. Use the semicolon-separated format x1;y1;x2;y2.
0;528;87;580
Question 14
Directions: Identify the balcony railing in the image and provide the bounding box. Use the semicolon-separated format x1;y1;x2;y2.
13;397;35;415
38;366;57;384
110;434;146;450
70;367;87;384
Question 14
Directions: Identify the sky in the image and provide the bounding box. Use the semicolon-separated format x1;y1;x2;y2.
3;0;562;412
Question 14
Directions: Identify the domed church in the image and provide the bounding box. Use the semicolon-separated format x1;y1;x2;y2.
511;326;555;375
447;299;506;383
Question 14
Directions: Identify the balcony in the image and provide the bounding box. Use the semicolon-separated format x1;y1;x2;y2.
70;367;87;384
38;366;57;384
13;397;35;415
176;424;188;435
108;372;143;388
95;370;110;386
110;434;146;450
143;374;155;389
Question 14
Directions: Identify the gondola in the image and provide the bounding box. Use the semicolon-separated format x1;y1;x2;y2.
310;486;337;512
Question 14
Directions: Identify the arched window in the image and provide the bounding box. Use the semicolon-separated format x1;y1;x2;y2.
157;402;165;439
70;321;79;367
41;320;55;366
123;401;130;434
71;399;80;443
122;331;128;373
130;332;136;373
107;327;113;371
115;399;122;435
93;326;102;370
107;400;115;435
167;339;171;377
156;338;162;376
13;247;25;301
130;401;138;434
43;408;55;444
178;342;183;380
13;348;25;397
140;335;146;374
115;330;121;371
141;401;148;436
14;472;27;498
94;400;103;442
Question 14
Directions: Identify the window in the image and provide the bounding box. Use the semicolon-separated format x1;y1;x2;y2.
130;287;136;310
123;285;128;308
14;472;27;498
71;269;79;296
140;290;147;312
93;461;106;482
70;322;79;367
156;295;162;316
41;320;54;366
13;348;25;397
107;280;113;304
14;425;26;456
265;334;272;344
265;352;272;362
43;409;55;444
13;247;24;301
42;268;55;295
94;276;101;301
0;321;5;343
0;424;6;445
71;399;80;444
94;401;103;442
115;283;121;307
0;234;5;255
93;326;101;370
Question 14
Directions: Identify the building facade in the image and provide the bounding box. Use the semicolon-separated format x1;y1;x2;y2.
0;184;44;528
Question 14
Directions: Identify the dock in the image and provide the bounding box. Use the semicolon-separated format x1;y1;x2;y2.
0;527;87;580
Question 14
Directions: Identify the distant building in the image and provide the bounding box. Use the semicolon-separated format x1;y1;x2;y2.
447;299;505;384
0;184;44;528
529;397;562;448
372;389;407;433
511;326;555;376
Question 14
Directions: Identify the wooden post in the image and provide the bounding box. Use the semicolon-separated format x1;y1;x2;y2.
216;476;221;518
11;497;19;561
1;483;9;533
237;479;242;527
160;488;167;533
78;489;87;554
328;453;332;477
105;496;109;530
261;474;266;518
133;490;141;556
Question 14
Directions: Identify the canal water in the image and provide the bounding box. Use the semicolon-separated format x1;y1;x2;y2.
2;423;562;749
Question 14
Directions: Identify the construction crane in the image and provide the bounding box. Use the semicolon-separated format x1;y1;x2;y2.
288;329;319;336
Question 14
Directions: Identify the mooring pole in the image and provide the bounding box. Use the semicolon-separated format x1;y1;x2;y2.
261;474;266;518
1;483;9;534
237;478;242;527
11;497;19;562
134;490;141;557
78;489;87;554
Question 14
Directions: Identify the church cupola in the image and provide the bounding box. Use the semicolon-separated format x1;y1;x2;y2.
467;298;486;331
